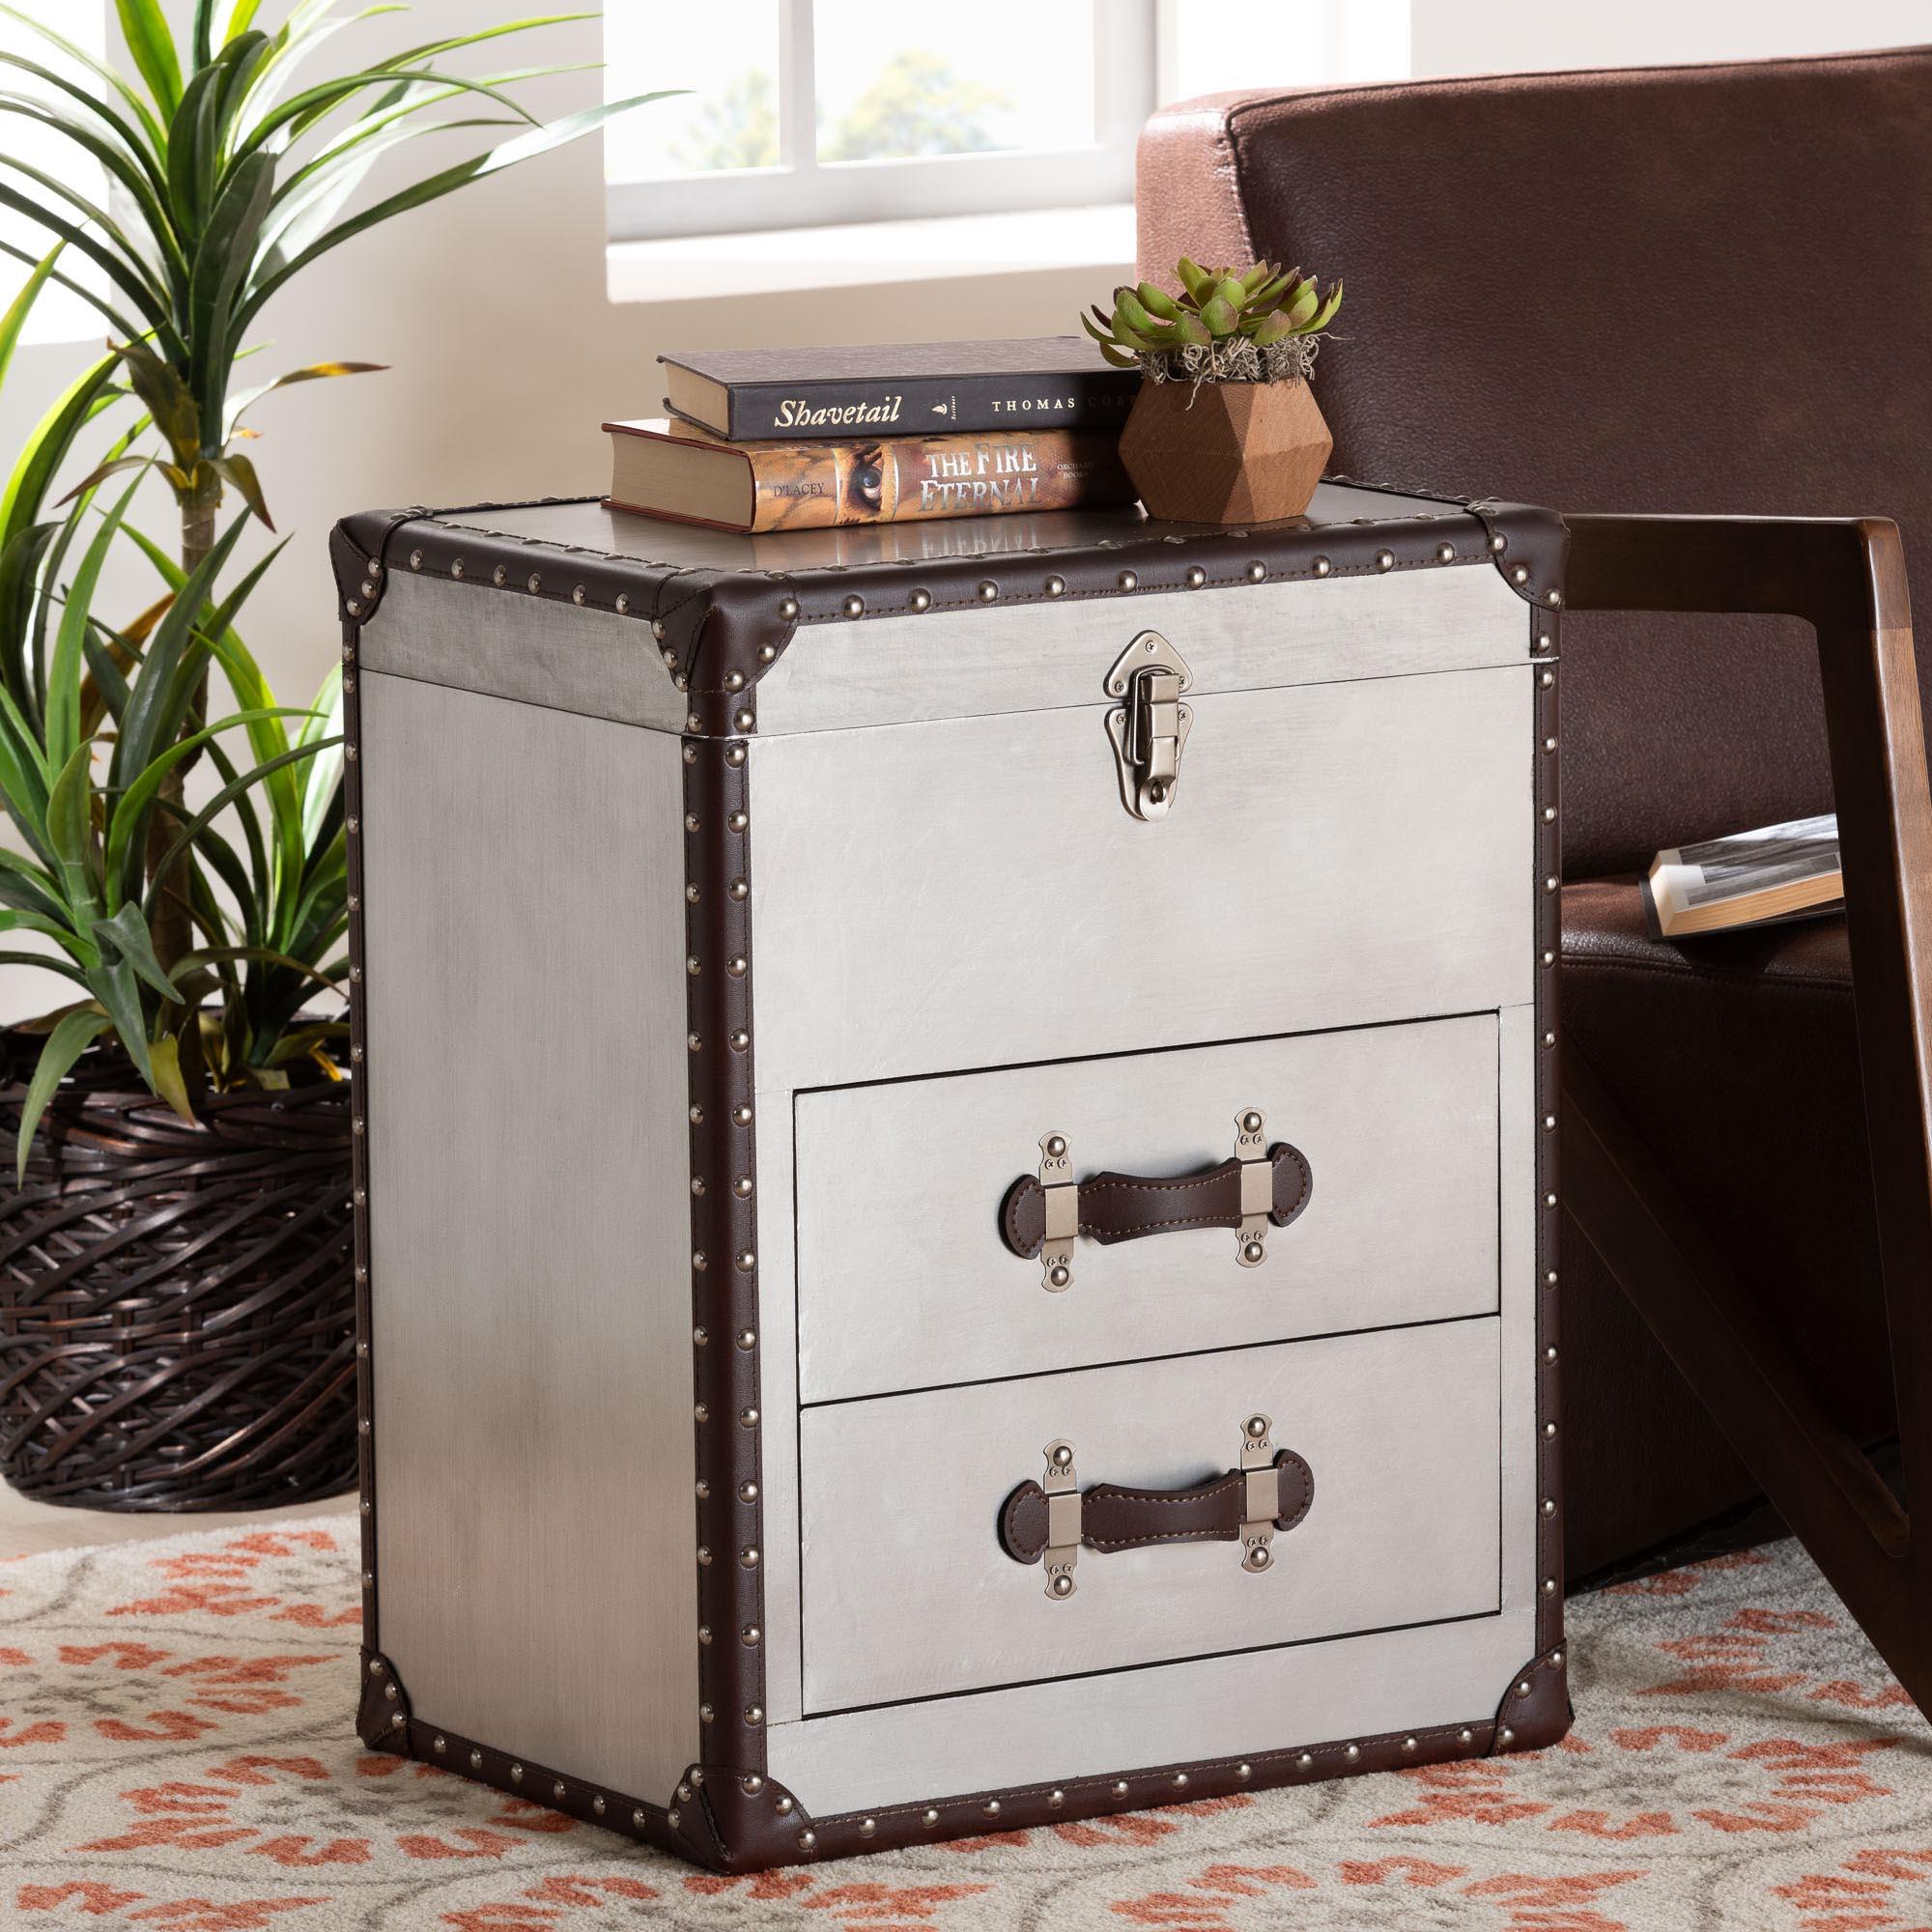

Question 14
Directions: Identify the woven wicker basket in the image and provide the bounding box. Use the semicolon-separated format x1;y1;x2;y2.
0;1031;355;1511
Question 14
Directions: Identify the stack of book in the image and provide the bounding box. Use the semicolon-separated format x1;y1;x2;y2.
604;337;1141;534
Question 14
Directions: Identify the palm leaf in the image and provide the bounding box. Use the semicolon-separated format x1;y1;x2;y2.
0;243;59;393
0;181;176;345
0;906;91;957
110;514;248;787
104;702;313;908
92;898;180;1002
0;520;53;724
179;743;265;943
90;952;154;1088
146;1029;197;1122
238;93;684;329
111;337;200;465
295;662;343;860
0;4;166;159
114;0;185;121
14;1004;111;1179
192;0;219;72
122;526;301;907
0;678;53;866
0;354;121;548
235;5;407;135
0;239;148;346
0;847;70;924
222;359;384;439
143;739;337;926
0;52;168;197
0;92;182;282
209;451;272;528
45;471;144;774
186;151;274;420
255;111;519;271
43;738;97;917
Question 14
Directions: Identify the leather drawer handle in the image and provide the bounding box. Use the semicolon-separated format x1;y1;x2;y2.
1000;1110;1312;1291
999;1414;1315;1598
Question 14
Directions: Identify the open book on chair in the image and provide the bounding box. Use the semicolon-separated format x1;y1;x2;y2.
1643;813;1843;939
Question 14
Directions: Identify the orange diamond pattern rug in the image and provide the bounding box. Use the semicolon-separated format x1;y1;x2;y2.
2;1517;1929;1931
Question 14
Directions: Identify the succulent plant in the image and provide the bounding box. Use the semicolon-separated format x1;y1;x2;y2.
1083;258;1343;379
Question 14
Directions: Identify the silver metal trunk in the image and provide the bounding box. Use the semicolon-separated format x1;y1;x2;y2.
332;484;1569;1871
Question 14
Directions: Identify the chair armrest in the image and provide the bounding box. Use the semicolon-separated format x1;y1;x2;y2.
1561;510;1932;1493
1563;511;1910;633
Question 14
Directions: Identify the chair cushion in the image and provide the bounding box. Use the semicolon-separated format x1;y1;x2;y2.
1137;49;1932;876
1557;879;1895;1569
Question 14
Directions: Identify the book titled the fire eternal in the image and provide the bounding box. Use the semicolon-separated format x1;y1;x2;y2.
603;417;1134;533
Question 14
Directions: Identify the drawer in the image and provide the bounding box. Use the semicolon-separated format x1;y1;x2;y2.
795;1012;1498;1403
750;661;1533;1092
797;1317;1500;1713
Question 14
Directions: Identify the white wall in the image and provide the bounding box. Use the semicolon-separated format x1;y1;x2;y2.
1410;0;1928;74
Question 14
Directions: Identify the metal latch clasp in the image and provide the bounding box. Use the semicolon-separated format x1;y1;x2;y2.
1105;631;1194;821
1041;1438;1080;1599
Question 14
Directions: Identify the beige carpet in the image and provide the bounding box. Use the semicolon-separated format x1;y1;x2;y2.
1;1516;1927;1930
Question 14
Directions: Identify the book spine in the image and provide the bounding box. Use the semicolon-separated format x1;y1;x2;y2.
741;429;1133;532
724;371;1138;441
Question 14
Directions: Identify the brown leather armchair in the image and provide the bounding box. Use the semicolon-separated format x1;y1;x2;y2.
1139;47;1932;1704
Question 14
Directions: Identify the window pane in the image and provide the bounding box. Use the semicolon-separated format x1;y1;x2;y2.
604;2;782;181
814;1;1097;164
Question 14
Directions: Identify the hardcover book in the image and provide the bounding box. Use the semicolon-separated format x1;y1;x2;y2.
657;336;1140;442
1643;812;1843;938
603;417;1135;533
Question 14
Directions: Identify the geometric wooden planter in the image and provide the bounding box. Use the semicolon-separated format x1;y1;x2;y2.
0;1033;356;1512
1120;376;1334;524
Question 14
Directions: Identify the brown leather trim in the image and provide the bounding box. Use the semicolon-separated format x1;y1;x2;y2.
1493;1646;1573;1755
341;618;377;1656
1536;621;1565;1662
330;511;415;626
338;489;1569;735
712;1719;1510;1862
356;1647;412;1752
1001;1141;1311;1256
1325;477;1570;612
682;732;780;1852
999;1447;1315;1562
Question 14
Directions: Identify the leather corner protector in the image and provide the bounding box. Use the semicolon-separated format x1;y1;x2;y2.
1488;1646;1572;1756
689;1763;816;1868
1467;499;1571;614
356;1647;414;1753
331;509;426;627
672;572;802;726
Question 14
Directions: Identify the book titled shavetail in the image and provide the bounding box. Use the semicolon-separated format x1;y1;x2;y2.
603;417;1135;534
1643;812;1843;939
656;336;1139;442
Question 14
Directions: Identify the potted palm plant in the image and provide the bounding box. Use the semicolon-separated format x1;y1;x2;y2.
1084;257;1344;525
0;1;668;1510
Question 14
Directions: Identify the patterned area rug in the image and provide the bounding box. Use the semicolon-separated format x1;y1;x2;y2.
2;1517;1928;1931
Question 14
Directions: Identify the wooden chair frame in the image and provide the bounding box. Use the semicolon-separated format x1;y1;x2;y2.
1562;513;1932;1704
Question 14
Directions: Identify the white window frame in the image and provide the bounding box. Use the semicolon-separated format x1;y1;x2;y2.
606;0;1157;242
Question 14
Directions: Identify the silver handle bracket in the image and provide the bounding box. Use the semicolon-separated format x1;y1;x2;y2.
1041;1438;1080;1599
